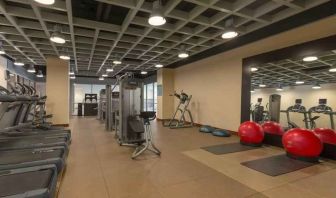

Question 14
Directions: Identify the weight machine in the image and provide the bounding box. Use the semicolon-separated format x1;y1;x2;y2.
162;90;194;129
106;72;161;159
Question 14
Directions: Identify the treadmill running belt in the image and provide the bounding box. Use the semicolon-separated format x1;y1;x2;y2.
0;170;52;197
241;154;318;176
0;149;63;164
201;142;260;155
0;138;67;149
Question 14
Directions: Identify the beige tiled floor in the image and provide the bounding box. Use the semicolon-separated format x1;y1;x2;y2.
58;117;336;198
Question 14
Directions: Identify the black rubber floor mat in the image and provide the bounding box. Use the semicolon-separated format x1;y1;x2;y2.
201;142;260;155
241;154;318;176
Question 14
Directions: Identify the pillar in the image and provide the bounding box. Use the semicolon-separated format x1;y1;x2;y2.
157;68;174;120
46;57;69;125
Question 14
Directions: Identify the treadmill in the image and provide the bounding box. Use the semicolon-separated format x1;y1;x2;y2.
0;89;65;197
0;92;69;151
0;94;68;172
0;85;70;139
281;99;309;129
5;84;71;140
0;165;58;198
308;99;334;129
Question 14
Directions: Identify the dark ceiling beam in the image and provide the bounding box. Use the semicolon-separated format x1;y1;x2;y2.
103;4;112;22
96;2;104;21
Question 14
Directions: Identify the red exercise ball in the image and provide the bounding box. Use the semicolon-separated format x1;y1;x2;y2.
238;121;264;145
262;121;284;135
282;128;323;158
313;128;336;145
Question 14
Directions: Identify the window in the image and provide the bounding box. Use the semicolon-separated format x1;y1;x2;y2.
154;82;157;111
143;85;147;111
73;84;107;115
143;82;158;112
146;83;154;111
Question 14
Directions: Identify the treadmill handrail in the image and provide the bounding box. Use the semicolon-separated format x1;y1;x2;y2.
0;95;16;102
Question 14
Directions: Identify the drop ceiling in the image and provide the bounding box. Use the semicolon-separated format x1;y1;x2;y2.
0;0;331;77
251;50;336;88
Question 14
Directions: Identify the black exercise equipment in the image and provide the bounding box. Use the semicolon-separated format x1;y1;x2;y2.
308;99;334;130
163;91;194;129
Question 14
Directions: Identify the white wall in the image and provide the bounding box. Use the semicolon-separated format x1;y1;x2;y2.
251;83;336;129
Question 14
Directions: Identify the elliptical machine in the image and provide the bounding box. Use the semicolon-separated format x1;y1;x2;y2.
251;98;270;123
163;90;194;129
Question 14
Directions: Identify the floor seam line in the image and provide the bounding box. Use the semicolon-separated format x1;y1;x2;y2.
90;124;113;198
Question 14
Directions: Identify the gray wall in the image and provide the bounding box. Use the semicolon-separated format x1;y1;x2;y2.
143;74;157;84
6;59;40;81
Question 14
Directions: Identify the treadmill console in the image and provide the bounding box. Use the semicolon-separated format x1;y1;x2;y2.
292;99;305;112
319;99;327;105
312;98;332;113
295;99;302;104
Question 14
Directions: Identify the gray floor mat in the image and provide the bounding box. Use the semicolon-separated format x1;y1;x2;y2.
241;154;318;176
201;142;260;155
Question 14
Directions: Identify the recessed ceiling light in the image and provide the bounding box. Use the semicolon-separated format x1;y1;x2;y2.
148;16;166;26
329;66;336;72
102;73;108;77
303;56;318;62
0;46;5;55
34;0;55;5
250;88;255;93
276;86;283;91
14;59;24;66
251;67;258;72
50;32;65;44
295;80;305;85
178;45;189;58
50;25;66;44
113;60;121;64
155;63;163;68
70;75;76;79
69;70;74;75
106;67;114;72
36;70;43;78
259;84;266;88
113;54;122;65
141;71;148;75
148;1;166;26
60;55;70;60
27;65;36;73
99;76;104;80
312;83;321;89
221;30;239;39
178;52;189;58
